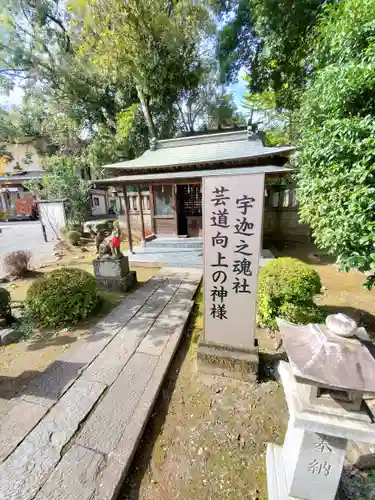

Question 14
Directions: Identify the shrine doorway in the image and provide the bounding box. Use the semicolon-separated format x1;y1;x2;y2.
176;184;202;237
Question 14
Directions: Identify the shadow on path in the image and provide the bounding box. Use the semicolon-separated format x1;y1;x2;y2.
0;360;85;402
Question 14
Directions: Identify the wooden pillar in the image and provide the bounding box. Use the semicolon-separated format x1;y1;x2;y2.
149;185;156;235
137;186;146;241
122;186;134;254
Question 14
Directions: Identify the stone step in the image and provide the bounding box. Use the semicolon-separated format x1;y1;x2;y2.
129;252;203;269
135;247;203;254
144;237;203;250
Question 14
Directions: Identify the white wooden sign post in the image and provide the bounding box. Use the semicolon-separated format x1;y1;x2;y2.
197;173;265;381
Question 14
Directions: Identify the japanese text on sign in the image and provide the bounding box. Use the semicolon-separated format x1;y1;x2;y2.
209;187;254;320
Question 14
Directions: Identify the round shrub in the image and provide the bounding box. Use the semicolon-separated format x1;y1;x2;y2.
68;230;81;245
257;257;322;330
0;287;11;317
279;302;326;326
26;268;100;327
96;220;113;233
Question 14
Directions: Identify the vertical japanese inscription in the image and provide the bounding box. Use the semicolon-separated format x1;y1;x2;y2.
307;434;334;477
210;187;230;320
204;174;265;349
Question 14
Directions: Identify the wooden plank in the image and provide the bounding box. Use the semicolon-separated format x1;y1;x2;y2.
137;186;146;241
154;217;176;235
122;186;133;253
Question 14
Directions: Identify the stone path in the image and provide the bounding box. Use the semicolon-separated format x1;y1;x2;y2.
0;268;202;500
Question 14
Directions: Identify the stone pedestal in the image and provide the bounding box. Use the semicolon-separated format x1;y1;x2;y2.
266;361;375;500
93;256;136;293
283;422;347;499
197;340;258;382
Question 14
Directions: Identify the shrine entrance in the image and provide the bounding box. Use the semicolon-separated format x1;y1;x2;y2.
176;184;202;237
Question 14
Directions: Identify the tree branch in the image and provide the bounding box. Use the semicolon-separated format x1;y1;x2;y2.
176;102;189;132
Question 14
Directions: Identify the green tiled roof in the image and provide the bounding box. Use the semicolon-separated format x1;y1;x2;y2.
103;131;295;171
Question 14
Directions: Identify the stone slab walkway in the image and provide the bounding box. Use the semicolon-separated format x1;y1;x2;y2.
0;268;202;500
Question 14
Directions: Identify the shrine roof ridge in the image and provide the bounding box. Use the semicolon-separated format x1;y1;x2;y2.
102;130;295;171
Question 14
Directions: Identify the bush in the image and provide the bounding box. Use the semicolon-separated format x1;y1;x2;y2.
0;287;11;317
279;302;326;326
257;257;322;330
26;268;100;327
4;250;32;277
96;220;113;233
68;222;83;234
68;230;81;245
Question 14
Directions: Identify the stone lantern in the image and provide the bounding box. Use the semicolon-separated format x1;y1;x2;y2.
266;314;375;500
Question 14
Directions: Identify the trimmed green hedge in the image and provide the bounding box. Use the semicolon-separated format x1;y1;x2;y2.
257;257;323;329
26;268;100;328
68;230;81;245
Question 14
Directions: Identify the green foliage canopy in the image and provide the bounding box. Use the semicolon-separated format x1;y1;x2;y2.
28;156;90;224
216;0;328;109
296;0;375;286
70;0;213;137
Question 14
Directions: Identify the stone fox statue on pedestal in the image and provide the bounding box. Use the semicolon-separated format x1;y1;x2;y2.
95;222;123;259
96;229;112;258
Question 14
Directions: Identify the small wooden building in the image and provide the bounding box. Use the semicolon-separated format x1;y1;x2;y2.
96;129;296;250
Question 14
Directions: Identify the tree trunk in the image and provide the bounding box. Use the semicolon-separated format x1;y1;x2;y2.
136;85;156;139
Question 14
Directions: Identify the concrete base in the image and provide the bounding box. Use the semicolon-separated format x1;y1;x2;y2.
95;271;137;293
266;443;296;499
197;340;258;382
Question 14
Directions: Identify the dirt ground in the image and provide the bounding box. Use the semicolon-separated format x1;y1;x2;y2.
278;245;375;334
0;243;159;408
120;246;375;500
